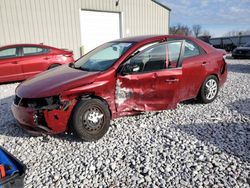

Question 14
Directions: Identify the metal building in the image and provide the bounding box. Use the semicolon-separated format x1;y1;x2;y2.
0;0;171;58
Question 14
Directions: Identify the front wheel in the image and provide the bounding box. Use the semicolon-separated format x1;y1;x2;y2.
198;75;219;104
70;99;110;141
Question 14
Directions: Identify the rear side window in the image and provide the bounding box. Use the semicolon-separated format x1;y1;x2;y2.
244;42;250;47
23;47;48;56
184;41;200;58
0;48;17;59
210;39;221;46
240;36;250;45
223;38;233;45
167;38;201;58
230;37;239;45
168;42;182;62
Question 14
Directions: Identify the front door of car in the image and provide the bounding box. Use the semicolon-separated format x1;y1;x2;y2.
19;46;49;78
116;41;184;113
0;47;23;82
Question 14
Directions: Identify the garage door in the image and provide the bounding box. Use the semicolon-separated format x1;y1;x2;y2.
80;10;121;54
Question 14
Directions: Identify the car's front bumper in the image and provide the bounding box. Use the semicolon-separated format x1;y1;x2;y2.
11;99;77;135
11;104;53;135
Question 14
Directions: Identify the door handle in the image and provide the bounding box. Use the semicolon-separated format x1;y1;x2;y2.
44;57;50;60
201;61;207;66
11;61;18;64
165;78;179;83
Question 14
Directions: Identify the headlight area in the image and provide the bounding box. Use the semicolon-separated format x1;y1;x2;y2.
14;95;77;133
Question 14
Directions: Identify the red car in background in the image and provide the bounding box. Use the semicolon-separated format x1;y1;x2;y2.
12;35;227;141
0;44;74;83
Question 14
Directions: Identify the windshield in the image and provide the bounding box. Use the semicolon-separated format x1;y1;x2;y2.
244;42;250;47
74;42;133;71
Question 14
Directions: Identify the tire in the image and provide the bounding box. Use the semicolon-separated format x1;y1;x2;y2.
198;75;219;104
70;99;111;141
48;64;61;69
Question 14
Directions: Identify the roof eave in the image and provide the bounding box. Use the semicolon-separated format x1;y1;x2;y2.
152;0;171;11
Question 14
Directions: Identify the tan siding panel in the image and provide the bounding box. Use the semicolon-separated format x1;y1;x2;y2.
0;0;170;57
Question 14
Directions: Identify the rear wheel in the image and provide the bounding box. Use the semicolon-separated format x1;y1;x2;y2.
70;99;110;141
198;75;219;104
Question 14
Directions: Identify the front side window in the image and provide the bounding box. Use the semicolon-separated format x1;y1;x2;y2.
23;47;47;56
184;41;201;58
74;42;133;71
121;41;183;74
0;48;17;59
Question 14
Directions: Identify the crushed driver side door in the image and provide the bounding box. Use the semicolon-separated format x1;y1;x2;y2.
115;40;185;113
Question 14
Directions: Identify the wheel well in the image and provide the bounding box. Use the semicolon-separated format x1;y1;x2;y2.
78;94;112;118
211;74;219;81
203;74;219;85
197;74;219;98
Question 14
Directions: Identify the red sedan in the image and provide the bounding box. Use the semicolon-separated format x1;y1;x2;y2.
11;35;227;141
0;44;74;83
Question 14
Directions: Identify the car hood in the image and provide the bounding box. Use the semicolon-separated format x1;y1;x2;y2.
16;65;100;98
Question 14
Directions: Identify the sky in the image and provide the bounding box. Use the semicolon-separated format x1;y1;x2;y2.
158;0;250;37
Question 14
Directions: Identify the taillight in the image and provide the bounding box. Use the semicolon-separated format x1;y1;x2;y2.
221;58;226;74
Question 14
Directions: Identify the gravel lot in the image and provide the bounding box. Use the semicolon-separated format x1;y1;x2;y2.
0;58;249;188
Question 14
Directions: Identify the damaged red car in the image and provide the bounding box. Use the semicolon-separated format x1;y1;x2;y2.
11;35;227;141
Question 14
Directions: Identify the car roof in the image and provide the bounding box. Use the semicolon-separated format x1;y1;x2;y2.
112;35;215;54
0;43;58;50
114;35;167;42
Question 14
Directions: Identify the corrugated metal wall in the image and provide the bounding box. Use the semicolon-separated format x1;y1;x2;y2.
0;0;170;58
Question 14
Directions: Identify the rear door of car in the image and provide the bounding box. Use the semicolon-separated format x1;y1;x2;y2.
179;40;209;101
0;47;23;82
116;40;185;112
19;46;50;78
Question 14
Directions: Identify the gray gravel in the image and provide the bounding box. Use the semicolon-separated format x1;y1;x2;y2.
0;57;249;188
